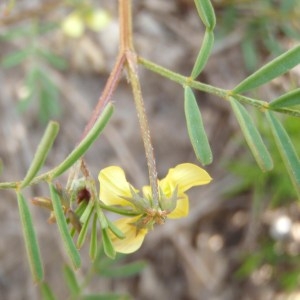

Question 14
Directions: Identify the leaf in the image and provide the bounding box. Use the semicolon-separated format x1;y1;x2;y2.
95;202;108;229
241;36;258;72
77;207;93;249
230;98;273;171
37;49;68;70
51;103;114;178
191;29;214;79
89;214;98;261
102;228;116;259
107;219;125;239
40;282;57;300
17;192;44;282
194;0;216;30
38;73;61;124
1;48;32;68
269;88;300;109
49;183;81;269
184;86;213;165
79;200;94;223
63;265;81;296
75;200;88;217
80;294;130;300
21;121;59;188
100;260;147;278
233;45;300;93
266;111;300;196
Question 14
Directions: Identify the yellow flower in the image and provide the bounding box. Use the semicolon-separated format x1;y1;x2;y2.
98;163;212;253
61;9;111;38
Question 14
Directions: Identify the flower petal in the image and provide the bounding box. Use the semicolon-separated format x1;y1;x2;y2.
98;166;136;206
109;217;148;254
167;194;189;219
61;13;85;38
160;163;212;194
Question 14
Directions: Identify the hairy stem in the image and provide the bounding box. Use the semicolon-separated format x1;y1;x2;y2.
138;57;300;118
127;52;159;207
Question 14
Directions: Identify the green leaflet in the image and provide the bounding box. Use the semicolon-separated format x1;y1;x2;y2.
89;214;98;261
107;219;126;239
21;121;59;188
80;294;130;300
191;29;214;79
194;0;216;30
1;48;32;68
63;265;81;297
77;207;93;249
51;103;114;178
269;88;300;109
40;282;57;300
49;183;81;269
100;260;147;278
266;111;300;197
95;202;108;229
184;86;213;165
230;98;273;171
234;45;300;93
102;228;116;259
17;192;44;282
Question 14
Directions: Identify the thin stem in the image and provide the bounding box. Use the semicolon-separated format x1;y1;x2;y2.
138;57;300;118
119;0;133;51
79;53;125;142
119;0;159;206
126;52;159;208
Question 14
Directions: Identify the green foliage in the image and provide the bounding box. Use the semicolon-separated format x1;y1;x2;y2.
194;0;216;30
226;113;299;206
184;86;212;165
270;89;300;109
0;22;66;124
0;0;300;298
21;121;59;188
49;183;82;269
236;238;300;292
216;0;300;71
40;247;145;299
17;192;44;282
51;103;114;178
40;282;57;300
63;265;81;297
230;98;273;171
233;45;300;93
191;29;214;79
266;112;300;197
93;248;147;279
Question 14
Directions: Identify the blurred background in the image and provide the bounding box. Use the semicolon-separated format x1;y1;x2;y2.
0;0;300;299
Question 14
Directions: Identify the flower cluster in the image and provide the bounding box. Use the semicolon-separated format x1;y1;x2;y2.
98;163;212;253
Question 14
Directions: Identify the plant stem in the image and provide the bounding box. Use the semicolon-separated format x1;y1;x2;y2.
120;0;159;207
119;0;133;51
127;53;159;207
79;54;125;142
138;57;300;118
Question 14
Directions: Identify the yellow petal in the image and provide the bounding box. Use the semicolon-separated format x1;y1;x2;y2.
167;194;189;219
98;166;136;206
160;163;212;195
142;185;152;200
109;217;148;254
61;12;85;38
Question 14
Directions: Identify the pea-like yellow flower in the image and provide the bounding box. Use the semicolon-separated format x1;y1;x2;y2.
98;163;212;253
